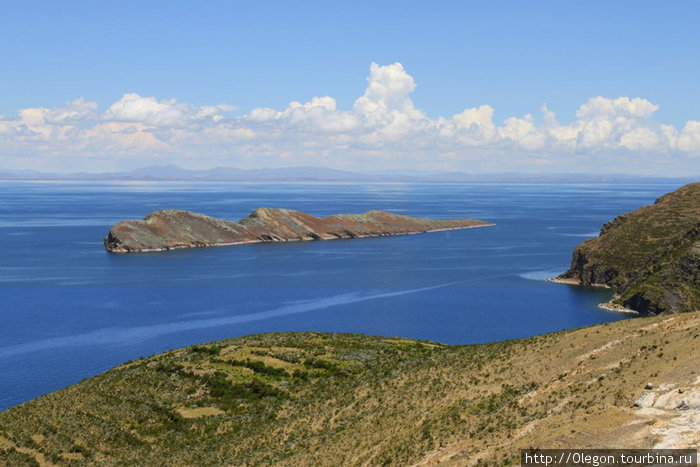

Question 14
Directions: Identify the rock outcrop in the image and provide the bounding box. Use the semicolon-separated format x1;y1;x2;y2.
556;182;699;314
104;208;493;253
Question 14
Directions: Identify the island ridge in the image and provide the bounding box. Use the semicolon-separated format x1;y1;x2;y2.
104;208;493;253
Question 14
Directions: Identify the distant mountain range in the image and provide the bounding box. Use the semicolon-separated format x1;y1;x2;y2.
0;165;696;183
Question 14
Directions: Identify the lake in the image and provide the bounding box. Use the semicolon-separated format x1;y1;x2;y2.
0;181;682;411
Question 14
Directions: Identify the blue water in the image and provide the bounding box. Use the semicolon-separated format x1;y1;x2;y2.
0;181;683;411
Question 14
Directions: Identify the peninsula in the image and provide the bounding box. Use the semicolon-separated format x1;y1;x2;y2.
104;208;493;253
555;182;699;315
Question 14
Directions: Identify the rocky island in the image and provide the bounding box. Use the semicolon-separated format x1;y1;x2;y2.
104;208;493;253
555;182;699;315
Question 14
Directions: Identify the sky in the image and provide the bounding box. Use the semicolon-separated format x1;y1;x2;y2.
1;1;699;176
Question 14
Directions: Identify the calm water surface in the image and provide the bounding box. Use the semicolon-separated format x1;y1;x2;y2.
0;181;682;410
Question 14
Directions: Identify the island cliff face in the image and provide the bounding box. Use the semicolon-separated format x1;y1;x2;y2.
557;182;699;315
104;208;493;253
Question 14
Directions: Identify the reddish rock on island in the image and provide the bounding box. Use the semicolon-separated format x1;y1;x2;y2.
104;208;494;253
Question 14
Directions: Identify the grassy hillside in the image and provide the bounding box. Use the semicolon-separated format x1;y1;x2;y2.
557;182;699;314
2;311;700;466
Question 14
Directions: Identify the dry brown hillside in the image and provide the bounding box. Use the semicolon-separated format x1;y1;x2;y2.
1;311;699;466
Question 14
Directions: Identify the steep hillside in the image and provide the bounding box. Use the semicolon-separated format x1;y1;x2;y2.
2;312;700;466
556;182;699;314
104;209;492;253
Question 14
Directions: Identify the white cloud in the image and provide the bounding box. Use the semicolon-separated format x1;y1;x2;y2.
82;122;169;152
103;93;232;127
453;105;495;130
19;108;49;126
576;96;659;119
499;115;537;142
620;128;660;151
103;94;185;126
447;105;498;145
0;63;698;174
45;98;98;124
253;96;360;133
676;121;700;154
354;62;419;115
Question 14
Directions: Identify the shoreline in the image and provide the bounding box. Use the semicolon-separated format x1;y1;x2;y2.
546;276;636;314
597;301;639;314
545;276;612;288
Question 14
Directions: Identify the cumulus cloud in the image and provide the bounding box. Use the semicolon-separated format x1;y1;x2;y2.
676;121;700;154
354;62;419;115
103;94;233;127
45;98;98;124
248;96;360;134
0;62;698;174
11;98;98;127
576;96;659;119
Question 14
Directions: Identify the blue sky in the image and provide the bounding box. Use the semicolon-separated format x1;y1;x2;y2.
1;1;699;175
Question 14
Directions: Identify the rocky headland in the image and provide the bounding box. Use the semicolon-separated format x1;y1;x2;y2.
555;182;699;315
104;208;493;253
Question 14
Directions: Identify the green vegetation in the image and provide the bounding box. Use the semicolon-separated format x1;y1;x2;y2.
2;311;700;465
558;182;699;314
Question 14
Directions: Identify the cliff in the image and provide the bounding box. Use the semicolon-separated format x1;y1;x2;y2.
556;182;699;314
2;312;700;465
104;208;493;253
